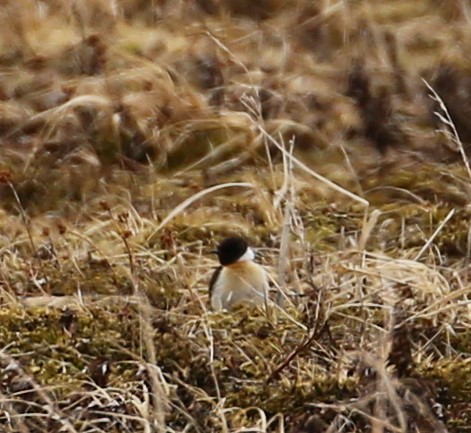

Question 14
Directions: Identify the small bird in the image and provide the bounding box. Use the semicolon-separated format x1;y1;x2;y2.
209;236;269;311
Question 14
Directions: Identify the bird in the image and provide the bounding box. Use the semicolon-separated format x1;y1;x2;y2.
209;236;269;311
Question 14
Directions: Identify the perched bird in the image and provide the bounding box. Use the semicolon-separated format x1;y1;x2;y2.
209;236;269;311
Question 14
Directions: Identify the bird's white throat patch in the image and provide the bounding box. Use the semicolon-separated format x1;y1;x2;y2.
237;247;255;262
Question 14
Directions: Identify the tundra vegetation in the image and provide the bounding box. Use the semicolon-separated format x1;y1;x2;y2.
0;1;470;432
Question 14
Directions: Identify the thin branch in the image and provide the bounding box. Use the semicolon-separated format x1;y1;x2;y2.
423;78;471;180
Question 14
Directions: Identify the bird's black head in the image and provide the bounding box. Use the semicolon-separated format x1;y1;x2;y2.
215;236;250;266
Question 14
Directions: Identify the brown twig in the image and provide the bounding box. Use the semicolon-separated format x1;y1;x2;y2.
7;180;36;254
266;320;326;384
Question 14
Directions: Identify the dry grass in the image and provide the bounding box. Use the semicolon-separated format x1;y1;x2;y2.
1;1;471;432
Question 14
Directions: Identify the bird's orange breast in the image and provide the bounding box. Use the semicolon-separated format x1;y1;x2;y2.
210;261;268;311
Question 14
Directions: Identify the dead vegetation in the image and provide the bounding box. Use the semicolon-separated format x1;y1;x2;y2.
0;0;471;432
